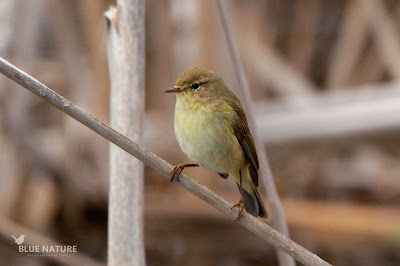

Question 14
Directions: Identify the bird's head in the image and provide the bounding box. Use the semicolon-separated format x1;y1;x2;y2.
165;67;227;103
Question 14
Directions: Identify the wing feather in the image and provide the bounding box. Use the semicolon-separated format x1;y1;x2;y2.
229;99;259;186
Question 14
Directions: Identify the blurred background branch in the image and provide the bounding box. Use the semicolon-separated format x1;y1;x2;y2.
216;1;294;265
255;82;400;144
105;1;146;265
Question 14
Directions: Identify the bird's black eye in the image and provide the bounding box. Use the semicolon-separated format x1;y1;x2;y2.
191;83;200;90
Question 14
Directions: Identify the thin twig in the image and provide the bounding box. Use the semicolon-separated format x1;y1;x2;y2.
105;3;146;266
0;57;331;266
243;38;314;107
288;0;319;74
215;1;295;266
368;0;400;79
0;218;103;266
326;0;371;88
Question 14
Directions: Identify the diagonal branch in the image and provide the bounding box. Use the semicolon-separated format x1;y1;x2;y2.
326;0;372;88
0;57;331;266
215;1;295;266
368;0;400;79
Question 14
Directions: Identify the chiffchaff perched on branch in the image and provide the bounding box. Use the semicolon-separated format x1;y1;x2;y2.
165;67;267;219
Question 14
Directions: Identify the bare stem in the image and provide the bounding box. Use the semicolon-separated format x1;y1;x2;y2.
0;57;331;266
216;1;295;265
105;3;146;266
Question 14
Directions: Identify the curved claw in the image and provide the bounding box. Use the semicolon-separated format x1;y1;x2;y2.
231;199;245;221
170;165;184;182
170;164;199;182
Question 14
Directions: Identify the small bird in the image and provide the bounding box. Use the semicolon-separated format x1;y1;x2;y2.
165;67;267;219
12;235;26;245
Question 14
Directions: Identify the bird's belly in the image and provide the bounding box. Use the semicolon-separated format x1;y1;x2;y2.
174;109;245;173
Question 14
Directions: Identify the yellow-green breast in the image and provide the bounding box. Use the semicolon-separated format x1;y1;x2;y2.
174;94;246;174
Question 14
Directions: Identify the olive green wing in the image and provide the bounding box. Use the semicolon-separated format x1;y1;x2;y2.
229;99;259;187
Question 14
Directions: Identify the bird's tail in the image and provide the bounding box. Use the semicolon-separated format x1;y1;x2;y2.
12;235;17;241
233;169;268;218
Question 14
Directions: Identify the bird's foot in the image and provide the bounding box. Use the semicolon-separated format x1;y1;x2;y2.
170;165;184;182
231;199;245;221
170;164;199;182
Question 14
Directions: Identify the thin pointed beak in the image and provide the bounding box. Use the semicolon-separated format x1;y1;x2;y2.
165;87;182;93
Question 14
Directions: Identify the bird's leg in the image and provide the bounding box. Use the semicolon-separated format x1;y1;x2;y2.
231;170;245;221
170;164;199;182
231;198;244;221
